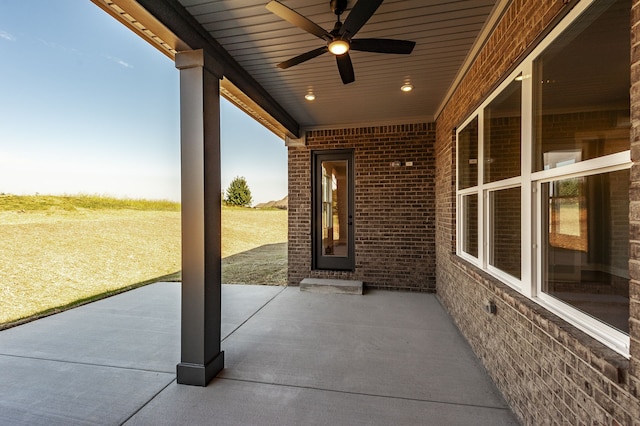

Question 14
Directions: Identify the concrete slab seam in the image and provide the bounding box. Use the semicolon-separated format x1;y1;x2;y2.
119;378;177;425
221;286;288;343
0;353;174;375
218;377;512;411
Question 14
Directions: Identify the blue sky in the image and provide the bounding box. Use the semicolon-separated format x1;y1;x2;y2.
0;1;287;204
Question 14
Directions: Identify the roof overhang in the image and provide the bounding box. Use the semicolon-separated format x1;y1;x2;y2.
92;0;510;138
92;0;301;139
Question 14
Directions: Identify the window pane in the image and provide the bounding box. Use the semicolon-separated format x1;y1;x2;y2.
462;194;478;257
490;188;521;279
321;160;348;257
533;0;630;171
542;169;629;333
484;79;521;183
458;117;478;189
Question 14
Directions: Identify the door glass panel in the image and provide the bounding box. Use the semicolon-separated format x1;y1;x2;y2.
313;150;354;271
321;160;348;257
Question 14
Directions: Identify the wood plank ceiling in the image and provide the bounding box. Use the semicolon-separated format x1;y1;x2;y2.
176;0;499;130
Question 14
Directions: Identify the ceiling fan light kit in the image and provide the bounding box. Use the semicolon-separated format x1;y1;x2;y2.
266;0;416;85
328;39;350;55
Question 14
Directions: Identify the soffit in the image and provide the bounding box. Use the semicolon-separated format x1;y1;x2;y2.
177;0;500;130
97;0;504;135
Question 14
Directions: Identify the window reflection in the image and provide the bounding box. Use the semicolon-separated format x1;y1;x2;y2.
542;169;630;333
458;117;478;189
533;0;630;172
490;187;521;279
462;194;478;258
484;78;521;183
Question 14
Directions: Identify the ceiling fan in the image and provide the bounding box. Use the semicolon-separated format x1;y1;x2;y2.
265;0;416;84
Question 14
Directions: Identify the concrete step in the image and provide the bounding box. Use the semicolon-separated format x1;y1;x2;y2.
299;278;363;295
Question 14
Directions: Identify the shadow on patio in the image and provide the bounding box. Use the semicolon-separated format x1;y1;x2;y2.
0;283;519;425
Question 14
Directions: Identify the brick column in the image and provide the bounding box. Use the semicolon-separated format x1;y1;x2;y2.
629;0;640;397
175;49;224;386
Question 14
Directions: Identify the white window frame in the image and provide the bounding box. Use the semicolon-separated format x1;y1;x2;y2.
456;70;525;291
534;161;631;355
455;0;631;357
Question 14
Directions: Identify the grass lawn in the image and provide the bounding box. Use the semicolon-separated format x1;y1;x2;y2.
0;195;287;326
221;207;287;285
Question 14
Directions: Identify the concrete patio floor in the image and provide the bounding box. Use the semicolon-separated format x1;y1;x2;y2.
0;282;519;425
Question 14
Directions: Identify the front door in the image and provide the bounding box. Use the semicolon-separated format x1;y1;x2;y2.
312;150;354;270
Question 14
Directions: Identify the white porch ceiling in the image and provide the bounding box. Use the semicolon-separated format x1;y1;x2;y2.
177;0;500;130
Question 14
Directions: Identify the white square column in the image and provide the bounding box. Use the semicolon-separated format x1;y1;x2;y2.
175;49;224;386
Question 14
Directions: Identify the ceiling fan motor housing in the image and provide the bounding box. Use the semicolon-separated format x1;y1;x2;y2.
267;0;416;84
330;0;348;15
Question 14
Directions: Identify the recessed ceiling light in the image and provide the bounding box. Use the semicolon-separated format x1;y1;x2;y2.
305;92;316;101
401;83;413;92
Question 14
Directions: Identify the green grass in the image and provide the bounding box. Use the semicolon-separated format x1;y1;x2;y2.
0;194;180;212
222;243;287;285
0;195;287;327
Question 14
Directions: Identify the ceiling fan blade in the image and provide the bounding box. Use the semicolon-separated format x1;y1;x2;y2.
277;46;329;69
351;38;416;54
340;0;383;39
266;1;330;41
336;52;355;84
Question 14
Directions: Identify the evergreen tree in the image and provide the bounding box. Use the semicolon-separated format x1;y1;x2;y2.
224;176;253;207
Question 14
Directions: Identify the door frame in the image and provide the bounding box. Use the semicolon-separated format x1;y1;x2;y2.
312;149;355;271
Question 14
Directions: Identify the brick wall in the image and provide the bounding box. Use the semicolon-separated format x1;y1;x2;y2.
288;123;436;291
629;0;640;408
435;0;640;424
